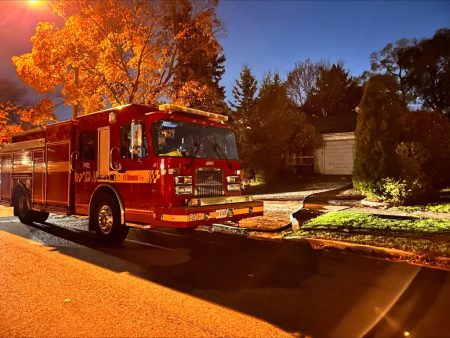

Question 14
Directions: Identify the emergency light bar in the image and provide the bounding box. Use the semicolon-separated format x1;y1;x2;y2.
158;104;228;122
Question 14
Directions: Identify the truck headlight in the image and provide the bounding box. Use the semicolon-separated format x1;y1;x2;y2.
175;176;192;185
227;183;241;192
175;186;193;195
226;176;240;183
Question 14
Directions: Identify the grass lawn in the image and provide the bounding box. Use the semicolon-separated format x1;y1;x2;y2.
296;211;450;257
303;211;450;233
397;203;450;213
394;187;450;213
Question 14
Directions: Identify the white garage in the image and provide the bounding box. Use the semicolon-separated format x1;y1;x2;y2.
314;132;355;175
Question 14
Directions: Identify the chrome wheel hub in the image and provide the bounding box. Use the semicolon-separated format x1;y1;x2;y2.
98;205;113;234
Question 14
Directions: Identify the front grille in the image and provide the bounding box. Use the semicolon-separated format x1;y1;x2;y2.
195;168;224;197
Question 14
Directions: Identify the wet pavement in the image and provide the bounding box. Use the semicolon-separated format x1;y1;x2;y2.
2;214;450;337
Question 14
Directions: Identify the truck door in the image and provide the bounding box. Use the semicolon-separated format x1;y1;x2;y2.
74;130;97;215
45;122;74;211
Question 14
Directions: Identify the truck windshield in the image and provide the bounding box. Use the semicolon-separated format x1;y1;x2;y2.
151;120;239;160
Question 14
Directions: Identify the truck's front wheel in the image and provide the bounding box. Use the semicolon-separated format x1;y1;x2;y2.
92;194;129;244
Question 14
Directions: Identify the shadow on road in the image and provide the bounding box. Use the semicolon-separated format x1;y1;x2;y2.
2;218;450;337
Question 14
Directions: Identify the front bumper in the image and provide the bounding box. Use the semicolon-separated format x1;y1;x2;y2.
153;197;263;229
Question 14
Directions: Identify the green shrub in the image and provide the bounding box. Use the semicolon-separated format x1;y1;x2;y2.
379;177;424;205
353;74;450;205
353;75;402;197
398;111;450;188
394;141;432;202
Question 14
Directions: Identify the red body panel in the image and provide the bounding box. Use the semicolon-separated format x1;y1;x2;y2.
0;154;12;200
0;104;263;229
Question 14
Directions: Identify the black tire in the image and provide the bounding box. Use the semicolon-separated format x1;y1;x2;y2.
15;191;34;225
34;212;49;224
92;194;129;244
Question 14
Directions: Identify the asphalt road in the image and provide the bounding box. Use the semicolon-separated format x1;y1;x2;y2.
1;215;450;337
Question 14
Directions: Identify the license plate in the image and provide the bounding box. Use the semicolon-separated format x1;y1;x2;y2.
215;209;228;219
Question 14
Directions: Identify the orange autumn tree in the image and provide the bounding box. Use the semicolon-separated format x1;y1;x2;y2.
0;79;55;142
0;99;55;141
13;0;226;116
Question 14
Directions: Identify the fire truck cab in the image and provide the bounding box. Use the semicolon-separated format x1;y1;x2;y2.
0;104;263;243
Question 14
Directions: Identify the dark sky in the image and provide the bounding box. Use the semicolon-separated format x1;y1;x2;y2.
0;1;62;109
0;1;60;81
0;0;449;120
218;0;450;102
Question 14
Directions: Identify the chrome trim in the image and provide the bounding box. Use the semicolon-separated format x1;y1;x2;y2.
0;138;45;153
195;167;224;197
188;195;254;207
89;184;125;224
98;204;113;234
109;147;121;171
127;222;152;230
70;151;79;172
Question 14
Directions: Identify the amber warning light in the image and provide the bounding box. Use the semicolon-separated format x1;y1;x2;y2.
158;104;228;122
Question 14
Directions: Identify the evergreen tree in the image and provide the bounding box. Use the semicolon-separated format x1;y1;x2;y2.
248;72;299;178
229;65;258;168
303;63;362;117
229;65;258;127
353;75;402;198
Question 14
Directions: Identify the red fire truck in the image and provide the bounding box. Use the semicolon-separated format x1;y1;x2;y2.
0;104;263;243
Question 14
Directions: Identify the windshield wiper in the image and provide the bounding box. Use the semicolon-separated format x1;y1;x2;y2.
186;142;200;169
212;142;233;169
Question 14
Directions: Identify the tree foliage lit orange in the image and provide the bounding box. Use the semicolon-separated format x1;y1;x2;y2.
13;0;226;115
0;99;55;141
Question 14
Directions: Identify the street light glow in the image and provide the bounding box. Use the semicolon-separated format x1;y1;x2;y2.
27;0;46;9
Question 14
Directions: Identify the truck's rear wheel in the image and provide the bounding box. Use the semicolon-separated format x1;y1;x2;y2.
34;212;49;224
92;194;128;244
15;191;34;225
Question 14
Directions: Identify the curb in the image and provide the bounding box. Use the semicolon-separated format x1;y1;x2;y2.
241;183;352;232
286;236;450;270
360;198;391;208
241;182;353;233
290;182;352;230
300;182;353;209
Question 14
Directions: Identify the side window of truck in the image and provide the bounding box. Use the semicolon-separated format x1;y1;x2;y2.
120;124;148;158
120;125;131;158
79;131;96;161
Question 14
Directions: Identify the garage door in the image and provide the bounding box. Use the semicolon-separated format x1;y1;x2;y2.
323;139;354;175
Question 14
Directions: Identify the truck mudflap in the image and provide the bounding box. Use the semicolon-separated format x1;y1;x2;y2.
152;200;263;229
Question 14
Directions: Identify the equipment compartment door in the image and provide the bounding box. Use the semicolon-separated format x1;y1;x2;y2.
97;127;110;180
46;141;71;208
32;150;45;205
0;154;12;202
